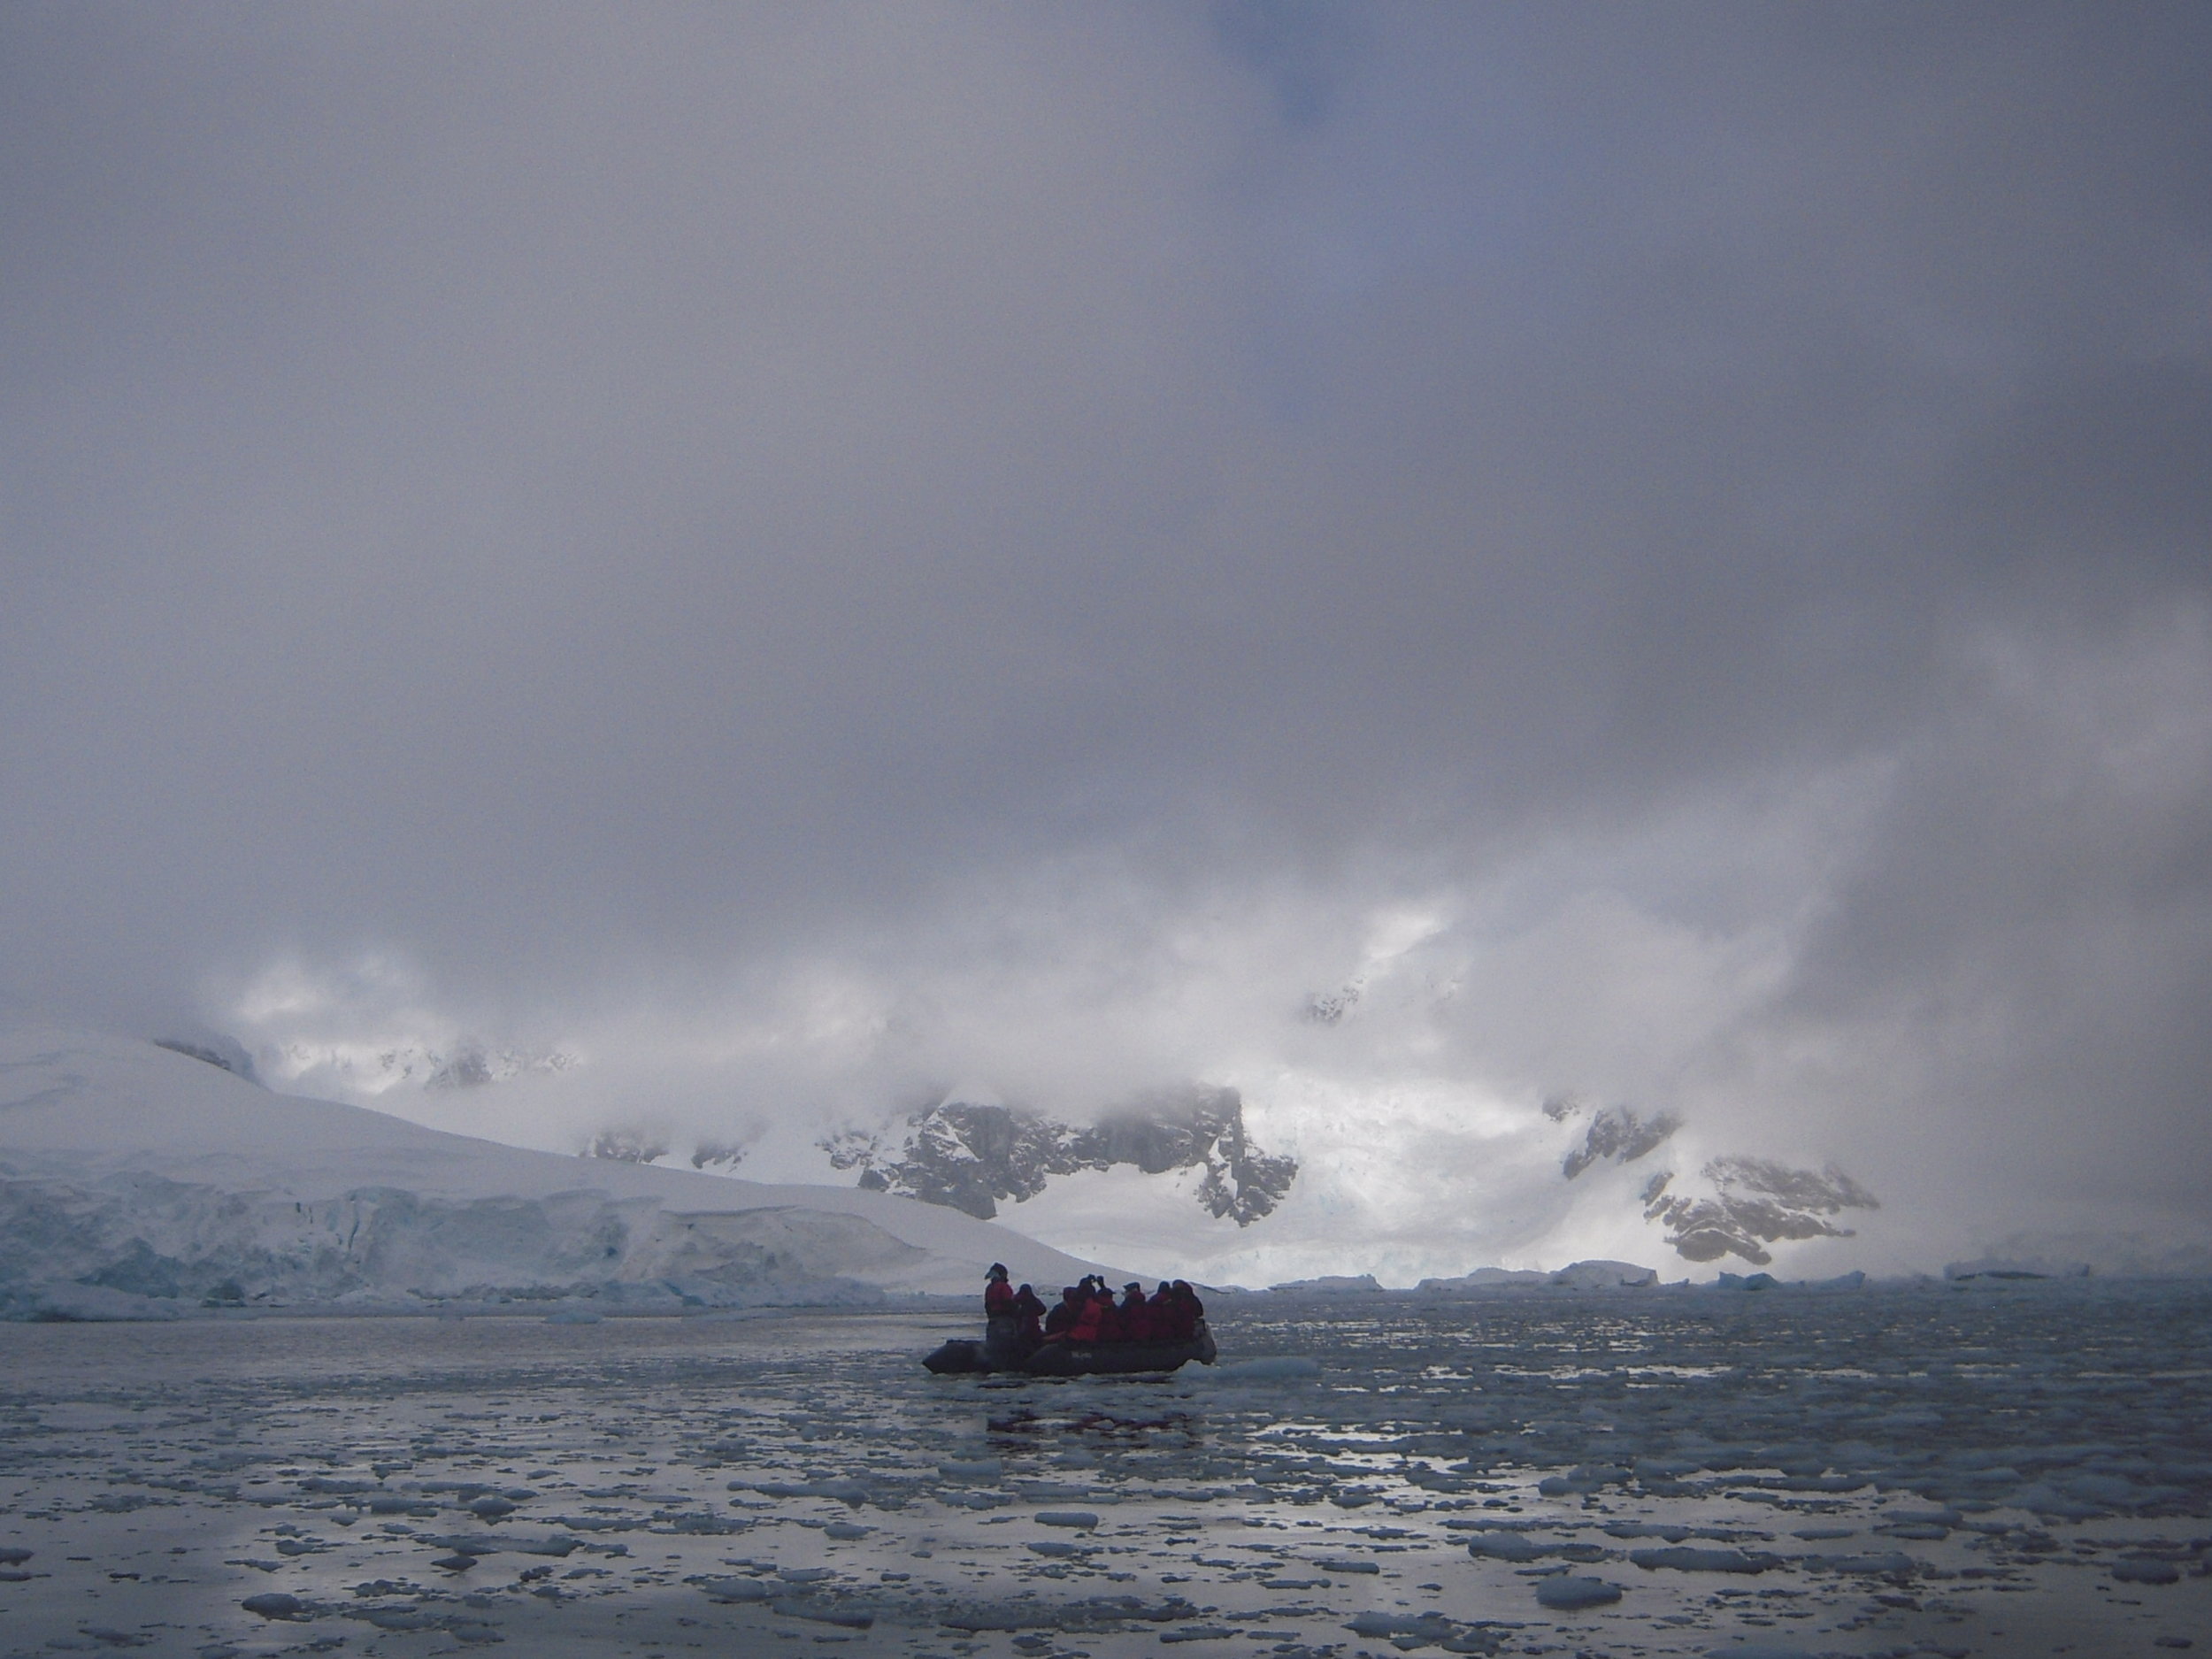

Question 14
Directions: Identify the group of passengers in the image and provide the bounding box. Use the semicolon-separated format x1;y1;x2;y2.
983;1263;1205;1353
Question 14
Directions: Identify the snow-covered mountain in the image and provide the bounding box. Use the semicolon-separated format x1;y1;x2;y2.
0;1026;1108;1318
1549;1099;1879;1266
818;1087;1296;1225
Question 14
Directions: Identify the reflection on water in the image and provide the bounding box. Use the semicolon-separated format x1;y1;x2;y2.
0;1284;2208;1656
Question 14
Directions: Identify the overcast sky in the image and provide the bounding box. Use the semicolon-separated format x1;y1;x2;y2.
4;3;2208;1271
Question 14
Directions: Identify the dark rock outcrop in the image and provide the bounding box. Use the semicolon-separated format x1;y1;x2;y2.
154;1035;261;1085
1558;1104;1681;1179
1641;1156;1878;1265
820;1087;1296;1225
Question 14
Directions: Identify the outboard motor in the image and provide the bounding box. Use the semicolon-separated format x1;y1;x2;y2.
923;1339;987;1374
981;1312;1025;1371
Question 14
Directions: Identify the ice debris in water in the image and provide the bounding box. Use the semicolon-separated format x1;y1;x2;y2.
1535;1574;1623;1609
1200;1355;1320;1380
4;1279;2210;1655
1630;1545;1783;1573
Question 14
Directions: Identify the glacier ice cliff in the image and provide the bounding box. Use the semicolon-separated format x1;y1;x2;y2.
0;1026;1107;1317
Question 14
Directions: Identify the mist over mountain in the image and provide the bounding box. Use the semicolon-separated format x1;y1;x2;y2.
4;8;2208;1278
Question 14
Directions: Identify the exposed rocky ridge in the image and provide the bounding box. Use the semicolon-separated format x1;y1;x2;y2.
1549;1100;1681;1178
1640;1156;1879;1265
820;1087;1296;1225
1548;1095;1878;1266
583;1126;671;1164
154;1034;261;1085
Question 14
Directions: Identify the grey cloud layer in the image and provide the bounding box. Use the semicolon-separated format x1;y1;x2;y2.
3;4;2207;1245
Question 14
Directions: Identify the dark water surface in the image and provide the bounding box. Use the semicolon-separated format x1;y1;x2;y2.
1;1284;2208;1657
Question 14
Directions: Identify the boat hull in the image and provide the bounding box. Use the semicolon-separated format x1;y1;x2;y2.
923;1322;1217;1377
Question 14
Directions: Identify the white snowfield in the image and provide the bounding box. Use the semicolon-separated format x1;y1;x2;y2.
0;1027;1108;1317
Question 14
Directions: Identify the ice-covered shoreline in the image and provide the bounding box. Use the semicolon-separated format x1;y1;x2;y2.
1;1287;2207;1656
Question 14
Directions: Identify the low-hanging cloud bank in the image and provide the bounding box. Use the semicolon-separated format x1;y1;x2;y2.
3;4;2208;1276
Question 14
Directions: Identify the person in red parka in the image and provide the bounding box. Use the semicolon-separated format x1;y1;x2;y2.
1068;1284;1107;1344
980;1263;1023;1366
1010;1283;1047;1355
1090;1281;1124;1342
1118;1282;1154;1341
1168;1280;1204;1340
1149;1281;1180;1340
1042;1286;1082;1340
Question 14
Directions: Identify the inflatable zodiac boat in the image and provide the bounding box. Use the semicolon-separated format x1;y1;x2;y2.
923;1321;1217;1377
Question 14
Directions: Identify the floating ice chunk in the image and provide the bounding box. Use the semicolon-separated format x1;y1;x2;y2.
1035;1511;1098;1528
745;1477;869;1503
1348;1613;1458;1639
1538;1463;1629;1497
2114;1557;2184;1585
1551;1260;1657;1289
1629;1547;1780;1574
771;1600;873;1629
424;1533;511;1555
1313;1557;1379;1574
3;1284;180;1323
2005;1482;2104;1520
939;1459;1003;1482
1204;1357;1320;1381
1880;1507;1960;1528
1467;1535;1550;1563
240;1594;307;1619
1417;1267;1548;1291
777;1565;833;1583
2060;1472;2142;1509
823;1521;869;1540
1029;1540;1087;1558
1471;1535;1609;1563
354;1609;446;1632
1536;1576;1622;1609
1944;1257;2089;1280
693;1577;772;1602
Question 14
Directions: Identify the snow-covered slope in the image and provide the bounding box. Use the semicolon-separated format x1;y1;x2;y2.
0;1027;1109;1316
